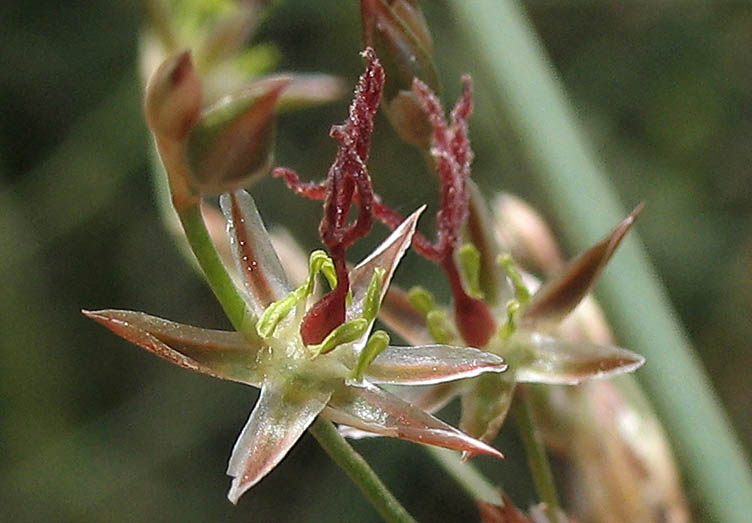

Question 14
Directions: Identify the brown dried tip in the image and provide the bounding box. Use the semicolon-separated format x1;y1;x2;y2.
276;48;385;345
523;203;645;326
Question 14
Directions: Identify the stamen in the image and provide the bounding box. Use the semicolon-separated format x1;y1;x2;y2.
407;286;438;316
308;318;369;356
458;243;484;299
256;250;338;340
351;330;390;381
498;254;531;304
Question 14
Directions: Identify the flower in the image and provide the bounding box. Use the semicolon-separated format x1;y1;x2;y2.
84;193;506;502
85;48;508;504
379;201;646;444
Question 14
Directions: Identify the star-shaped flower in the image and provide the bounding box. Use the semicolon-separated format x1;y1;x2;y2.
85;192;506;502
372;78;645;442
379;203;645;443
85;48;507;504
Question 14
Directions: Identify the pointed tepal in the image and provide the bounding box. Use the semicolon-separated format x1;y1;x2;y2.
365;344;507;385
227;381;331;504
347;206;424;321
82;309;263;386
326;382;504;459
514;331;645;385
522;204;644;327
220;189;293;317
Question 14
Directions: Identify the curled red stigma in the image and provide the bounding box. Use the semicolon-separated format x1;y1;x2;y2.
278;54;495;347
275;48;384;345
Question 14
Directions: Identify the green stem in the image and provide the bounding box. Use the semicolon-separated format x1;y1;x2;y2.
513;390;561;523
310;419;417;523
177;203;254;337
451;1;752;520
174;200;415;522
425;447;501;505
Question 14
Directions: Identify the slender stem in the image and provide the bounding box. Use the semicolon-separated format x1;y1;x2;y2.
451;1;752;520
177;203;255;337
425;446;501;506
174;198;415;522
513;390;561;523
310;418;417;523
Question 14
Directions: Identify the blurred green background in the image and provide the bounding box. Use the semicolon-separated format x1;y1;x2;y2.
1;1;751;521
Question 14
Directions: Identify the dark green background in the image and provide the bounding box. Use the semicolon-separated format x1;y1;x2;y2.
1;1;750;520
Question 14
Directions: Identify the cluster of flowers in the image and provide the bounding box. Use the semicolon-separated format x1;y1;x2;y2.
86;0;652;516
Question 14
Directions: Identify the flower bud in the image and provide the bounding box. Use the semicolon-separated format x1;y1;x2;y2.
492;193;564;276
185;78;288;194
383;90;434;148
145;50;202;142
361;0;439;148
388;0;433;54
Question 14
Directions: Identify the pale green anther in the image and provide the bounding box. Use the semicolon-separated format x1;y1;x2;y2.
362;268;386;323
308;267;383;356
304;250;338;297
352;330;391;381
498;254;530;304
309;318;369;356
427;310;453;344
458;243;484;299
257;293;299;338
408;286;437;316
257;250;339;339
499;300;521;340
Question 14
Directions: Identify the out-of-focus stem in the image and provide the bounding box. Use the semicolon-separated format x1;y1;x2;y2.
513;389;561;523
425;446;501;505
451;1;752;520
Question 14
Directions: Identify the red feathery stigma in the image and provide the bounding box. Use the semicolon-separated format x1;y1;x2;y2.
414;76;495;347
379;75;495;347
275;48;384;345
377;75;495;346
277;53;495;347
